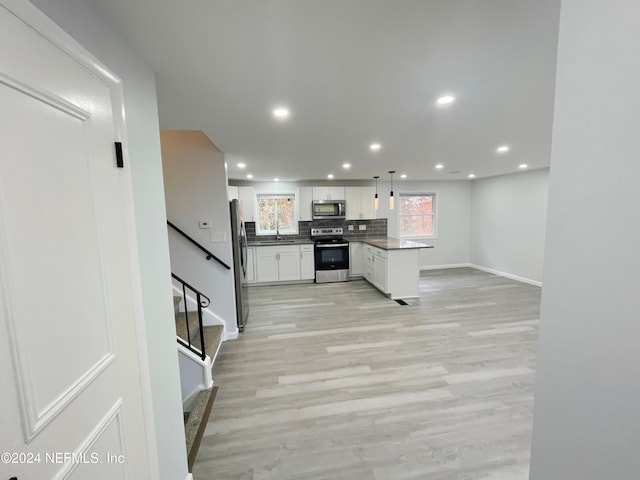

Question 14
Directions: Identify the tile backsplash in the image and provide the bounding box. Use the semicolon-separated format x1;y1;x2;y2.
245;218;387;242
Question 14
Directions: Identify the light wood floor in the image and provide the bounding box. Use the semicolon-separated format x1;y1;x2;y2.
193;268;540;480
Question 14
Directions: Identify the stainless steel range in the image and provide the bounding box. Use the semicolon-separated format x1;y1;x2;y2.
312;227;349;283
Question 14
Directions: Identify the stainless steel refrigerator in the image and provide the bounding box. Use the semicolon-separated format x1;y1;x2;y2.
230;199;249;331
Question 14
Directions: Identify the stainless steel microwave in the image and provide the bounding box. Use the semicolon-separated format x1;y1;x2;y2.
312;200;346;220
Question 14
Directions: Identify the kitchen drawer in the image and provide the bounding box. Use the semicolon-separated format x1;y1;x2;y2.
300;244;314;252
373;247;387;259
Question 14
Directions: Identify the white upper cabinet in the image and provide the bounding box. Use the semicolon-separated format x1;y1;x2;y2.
345;186;376;220
312;186;345;201
360;186;376;219
297;186;313;221
238;186;256;222
228;185;239;200
345;187;360;220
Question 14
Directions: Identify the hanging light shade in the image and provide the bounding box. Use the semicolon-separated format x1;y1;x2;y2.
373;176;379;210
389;170;395;210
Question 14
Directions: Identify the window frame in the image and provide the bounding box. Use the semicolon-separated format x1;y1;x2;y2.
255;193;299;236
397;192;438;239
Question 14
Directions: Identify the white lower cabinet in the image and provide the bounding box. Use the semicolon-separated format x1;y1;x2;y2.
254;244;314;283
362;243;421;298
277;247;301;281
255;247;280;282
363;245;374;283
300;245;315;280
349;242;364;276
372;249;388;292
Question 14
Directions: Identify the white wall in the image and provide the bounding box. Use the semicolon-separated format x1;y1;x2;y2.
28;1;188;479
161;130;238;337
530;1;640;479
379;180;472;268
469;168;549;284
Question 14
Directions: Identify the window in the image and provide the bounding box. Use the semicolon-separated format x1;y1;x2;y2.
256;194;297;235
398;193;436;237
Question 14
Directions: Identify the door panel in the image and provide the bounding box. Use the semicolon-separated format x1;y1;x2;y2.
256;250;279;282
278;251;301;281
0;4;152;479
1;79;114;435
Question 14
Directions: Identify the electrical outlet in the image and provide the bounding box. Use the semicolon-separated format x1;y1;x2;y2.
211;231;227;242
359;224;367;230
348;224;354;231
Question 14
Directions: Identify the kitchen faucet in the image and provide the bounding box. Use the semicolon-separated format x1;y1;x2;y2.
276;226;281;242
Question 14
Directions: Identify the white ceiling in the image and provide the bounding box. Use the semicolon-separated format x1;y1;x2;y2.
93;0;561;182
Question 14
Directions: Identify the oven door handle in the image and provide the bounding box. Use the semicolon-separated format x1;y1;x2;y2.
316;243;349;248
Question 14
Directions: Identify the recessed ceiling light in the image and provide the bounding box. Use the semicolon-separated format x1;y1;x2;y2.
237;162;246;169
435;164;444;170
496;145;510;153
436;95;456;106
274;178;280;182
519;164;528;169
272;107;289;119
342;163;351;169
327;174;334;179
400;174;407;179
246;174;253;179
370;143;382;151
468;173;476;179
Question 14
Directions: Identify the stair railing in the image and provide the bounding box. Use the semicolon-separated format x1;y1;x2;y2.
172;273;209;361
167;221;231;270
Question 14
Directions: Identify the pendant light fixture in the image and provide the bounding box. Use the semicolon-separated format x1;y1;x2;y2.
373;176;379;210
389;170;395;210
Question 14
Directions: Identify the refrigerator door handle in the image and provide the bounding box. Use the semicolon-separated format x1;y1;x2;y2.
240;222;247;277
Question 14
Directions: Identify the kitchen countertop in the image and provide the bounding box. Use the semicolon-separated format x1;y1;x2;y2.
247;239;314;247
248;237;433;249
357;237;433;250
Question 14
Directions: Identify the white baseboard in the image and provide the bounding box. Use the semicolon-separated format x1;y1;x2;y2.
469;264;542;287
225;331;239;340
421;263;471;271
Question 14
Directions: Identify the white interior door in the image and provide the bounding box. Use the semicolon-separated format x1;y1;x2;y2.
0;4;155;479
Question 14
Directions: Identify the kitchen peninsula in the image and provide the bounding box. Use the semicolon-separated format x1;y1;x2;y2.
245;228;432;299
351;237;433;299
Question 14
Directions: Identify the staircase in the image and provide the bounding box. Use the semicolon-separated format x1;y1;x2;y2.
183;386;218;471
166;222;232;471
173;291;223;470
174;295;224;365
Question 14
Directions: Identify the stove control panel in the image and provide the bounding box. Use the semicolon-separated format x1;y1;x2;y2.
311;227;344;237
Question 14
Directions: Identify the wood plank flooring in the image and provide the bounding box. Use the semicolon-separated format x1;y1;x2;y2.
192;268;540;480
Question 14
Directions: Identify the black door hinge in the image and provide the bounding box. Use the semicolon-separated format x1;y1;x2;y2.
114;141;124;168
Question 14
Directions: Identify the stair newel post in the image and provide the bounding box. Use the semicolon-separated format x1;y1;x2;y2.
196;292;206;361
